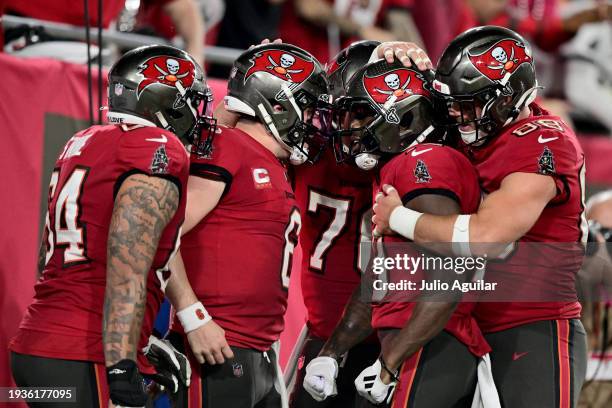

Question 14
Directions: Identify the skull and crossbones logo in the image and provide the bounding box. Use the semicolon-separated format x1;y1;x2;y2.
153;58;190;83
266;53;304;81
488;46;519;75
374;73;413;101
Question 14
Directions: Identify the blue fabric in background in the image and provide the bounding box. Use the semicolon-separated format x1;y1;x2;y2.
153;299;171;408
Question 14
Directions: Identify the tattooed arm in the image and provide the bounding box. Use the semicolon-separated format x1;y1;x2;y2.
103;173;179;366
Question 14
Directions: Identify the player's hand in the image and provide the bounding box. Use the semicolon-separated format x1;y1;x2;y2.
373;184;402;236
186;320;234;365
376;41;433;70
143;335;191;394
354;358;397;405
106;359;148;407
303;356;339;401
249;38;282;50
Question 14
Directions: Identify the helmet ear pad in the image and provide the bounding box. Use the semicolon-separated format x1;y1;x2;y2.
243;87;301;149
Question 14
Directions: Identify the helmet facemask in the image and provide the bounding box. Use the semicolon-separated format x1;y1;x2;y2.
181;87;218;157
332;96;437;170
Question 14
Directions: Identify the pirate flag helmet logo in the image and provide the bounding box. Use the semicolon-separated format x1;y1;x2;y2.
244;49;315;86
468;39;532;82
362;68;430;124
137;56;196;99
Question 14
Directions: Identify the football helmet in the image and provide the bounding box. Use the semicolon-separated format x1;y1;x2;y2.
433;26;538;145
333;59;439;170
327;40;381;99
107;44;216;155
224;43;329;164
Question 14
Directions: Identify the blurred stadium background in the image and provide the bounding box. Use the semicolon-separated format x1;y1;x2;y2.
1;0;612;406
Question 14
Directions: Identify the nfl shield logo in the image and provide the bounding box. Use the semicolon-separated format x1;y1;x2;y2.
232;363;244;378
114;83;124;96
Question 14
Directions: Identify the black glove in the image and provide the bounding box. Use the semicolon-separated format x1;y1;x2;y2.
106;359;148;407
143;335;191;394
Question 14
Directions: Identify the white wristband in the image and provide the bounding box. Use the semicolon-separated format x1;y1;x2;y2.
389;206;423;240
452;214;472;257
176;302;211;333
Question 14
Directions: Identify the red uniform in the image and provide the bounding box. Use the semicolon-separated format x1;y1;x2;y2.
181;126;300;351
10;124;188;374
294;149;373;340
371;143;490;357
470;104;585;333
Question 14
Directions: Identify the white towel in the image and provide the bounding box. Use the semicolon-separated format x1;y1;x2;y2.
471;353;502;408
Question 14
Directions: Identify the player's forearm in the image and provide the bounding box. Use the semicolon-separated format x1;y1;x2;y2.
382;301;456;371
166;0;205;65
103;174;179;366
319;287;372;360
166;252;199;311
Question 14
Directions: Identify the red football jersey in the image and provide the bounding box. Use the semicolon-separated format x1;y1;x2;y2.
469;104;585;333
10;124;189;374
294;149;374;339
181;127;300;351
371;144;490;356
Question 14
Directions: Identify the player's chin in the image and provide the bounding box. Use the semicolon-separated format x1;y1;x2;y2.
278;148;291;160
459;124;476;133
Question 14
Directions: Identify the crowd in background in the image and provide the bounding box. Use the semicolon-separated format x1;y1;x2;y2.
1;0;611;135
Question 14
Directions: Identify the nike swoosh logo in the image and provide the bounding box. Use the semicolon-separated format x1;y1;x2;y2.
512;351;529;361
538;135;558;143
411;148;432;157
146;135;168;143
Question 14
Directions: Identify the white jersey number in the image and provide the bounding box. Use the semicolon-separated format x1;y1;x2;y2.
307;190;351;271
281;208;302;289
44;168;89;266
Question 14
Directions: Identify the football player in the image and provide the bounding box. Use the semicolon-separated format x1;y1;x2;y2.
373;26;588;407
168;43;329;408
306;57;494;407
287;40;383;408
9;45;215;407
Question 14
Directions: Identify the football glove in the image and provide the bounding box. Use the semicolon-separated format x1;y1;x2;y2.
303;356;338;402
106;359;148;407
143;335;191;394
354;358;398;405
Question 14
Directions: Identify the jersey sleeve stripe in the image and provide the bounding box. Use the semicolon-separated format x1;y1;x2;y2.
401;188;460;207
189;163;233;196
113;169;184;201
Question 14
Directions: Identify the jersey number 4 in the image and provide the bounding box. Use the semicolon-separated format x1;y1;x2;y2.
44;167;89;266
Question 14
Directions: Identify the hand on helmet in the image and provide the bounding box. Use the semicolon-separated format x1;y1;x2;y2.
376;41;433;70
